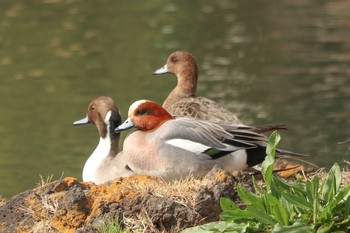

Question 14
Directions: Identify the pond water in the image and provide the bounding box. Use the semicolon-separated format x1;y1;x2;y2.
0;0;349;198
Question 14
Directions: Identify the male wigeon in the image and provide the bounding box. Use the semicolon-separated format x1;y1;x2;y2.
73;96;134;184
114;100;304;180
154;51;241;124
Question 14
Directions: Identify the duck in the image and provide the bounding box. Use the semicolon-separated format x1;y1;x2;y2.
73;96;134;184
154;51;291;134
154;51;241;124
114;100;304;180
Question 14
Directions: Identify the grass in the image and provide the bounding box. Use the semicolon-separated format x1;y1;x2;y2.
35;173;64;187
99;220;131;233
83;174;204;233
182;131;350;233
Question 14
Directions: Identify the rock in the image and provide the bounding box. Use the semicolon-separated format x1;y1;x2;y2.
0;167;253;232
0;190;34;232
194;166;240;221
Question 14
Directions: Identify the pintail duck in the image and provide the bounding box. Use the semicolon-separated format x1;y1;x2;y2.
115;100;304;180
73;96;134;184
154;51;241;124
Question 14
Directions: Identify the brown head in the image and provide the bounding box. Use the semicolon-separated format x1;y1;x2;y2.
74;96;122;139
154;51;199;104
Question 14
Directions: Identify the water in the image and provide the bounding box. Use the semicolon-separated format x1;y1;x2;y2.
0;0;349;198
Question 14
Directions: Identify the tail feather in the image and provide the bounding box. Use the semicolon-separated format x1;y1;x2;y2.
252;123;287;134
276;148;308;158
216;123;310;169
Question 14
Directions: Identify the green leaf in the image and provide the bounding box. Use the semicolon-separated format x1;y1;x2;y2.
219;197;253;222
334;213;350;229
252;175;263;194
181;221;249;233
279;196;296;222
306;176;320;224
273;220;313;233
322;163;341;205
305;176;319;205
316;222;334;233
318;208;331;224
334;184;350;205
237;184;265;211
220;209;254;222
262;131;280;188
246;206;276;225
271;176;305;199
343;195;350;217
326;180;350;213
335;198;350;212
263;192;279;214
265;130;281;157
273;201;289;226
220;197;239;212
282;192;313;210
272;176;304;193
99;220;130;233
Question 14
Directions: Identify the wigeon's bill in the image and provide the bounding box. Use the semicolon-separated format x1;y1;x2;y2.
153;64;168;74
115;118;135;132
73;115;90;125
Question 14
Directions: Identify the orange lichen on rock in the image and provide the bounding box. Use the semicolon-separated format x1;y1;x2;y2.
64;176;82;186
51;211;88;233
0;197;5;206
214;170;233;182
44;175;163;232
107;174;162;198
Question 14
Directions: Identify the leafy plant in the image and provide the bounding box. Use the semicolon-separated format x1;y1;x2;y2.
99;219;130;233
182;131;350;233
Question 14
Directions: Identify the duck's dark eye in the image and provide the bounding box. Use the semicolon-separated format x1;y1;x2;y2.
89;105;96;111
171;57;178;63
137;109;148;115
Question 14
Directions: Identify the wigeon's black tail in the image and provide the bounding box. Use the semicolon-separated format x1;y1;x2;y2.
246;147;268;167
204;122;310;167
246;146;309;168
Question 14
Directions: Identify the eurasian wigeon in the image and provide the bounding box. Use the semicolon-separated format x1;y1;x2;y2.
114;100;304;180
154;51;241;124
73;96;134;184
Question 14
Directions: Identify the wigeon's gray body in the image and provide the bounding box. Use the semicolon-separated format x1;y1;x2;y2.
74;96;134;184
115;100;304;181
154;51;241;124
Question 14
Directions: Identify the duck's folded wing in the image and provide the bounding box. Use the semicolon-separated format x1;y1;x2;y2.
170;97;242;124
159;118;260;152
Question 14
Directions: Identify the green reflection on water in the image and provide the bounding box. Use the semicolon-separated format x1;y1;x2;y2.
0;0;349;198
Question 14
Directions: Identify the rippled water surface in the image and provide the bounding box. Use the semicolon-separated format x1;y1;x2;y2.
0;0;349;198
